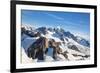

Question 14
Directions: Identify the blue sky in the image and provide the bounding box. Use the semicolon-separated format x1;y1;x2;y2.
21;10;90;40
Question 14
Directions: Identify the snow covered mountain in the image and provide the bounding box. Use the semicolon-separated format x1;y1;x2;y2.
21;25;90;63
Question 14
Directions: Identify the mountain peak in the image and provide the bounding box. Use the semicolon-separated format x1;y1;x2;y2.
57;26;61;30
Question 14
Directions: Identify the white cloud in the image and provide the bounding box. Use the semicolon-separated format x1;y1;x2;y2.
70;30;90;41
44;13;64;20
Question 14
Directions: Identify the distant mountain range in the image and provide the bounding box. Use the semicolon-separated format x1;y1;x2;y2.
22;25;90;47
